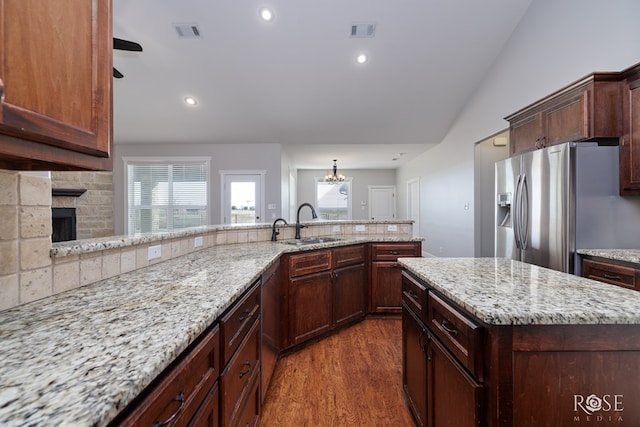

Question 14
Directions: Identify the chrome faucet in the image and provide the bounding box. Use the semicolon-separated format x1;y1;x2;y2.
271;218;288;241
295;203;318;239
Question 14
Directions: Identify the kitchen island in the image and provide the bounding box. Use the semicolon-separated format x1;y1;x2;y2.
399;257;640;426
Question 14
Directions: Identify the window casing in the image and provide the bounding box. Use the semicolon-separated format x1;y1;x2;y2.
124;157;210;234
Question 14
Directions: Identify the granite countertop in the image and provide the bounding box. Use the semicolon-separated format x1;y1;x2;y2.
0;235;418;426
399;257;640;326
577;249;640;266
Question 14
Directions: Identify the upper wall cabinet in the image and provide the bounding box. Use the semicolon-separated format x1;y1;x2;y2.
620;62;640;195
0;0;113;171
505;72;622;156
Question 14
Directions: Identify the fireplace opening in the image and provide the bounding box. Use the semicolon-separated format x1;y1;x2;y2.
52;208;76;242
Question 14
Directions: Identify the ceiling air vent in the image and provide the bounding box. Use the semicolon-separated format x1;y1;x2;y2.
350;23;376;38
174;23;201;38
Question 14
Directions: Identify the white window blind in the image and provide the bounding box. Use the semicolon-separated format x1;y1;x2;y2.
126;159;209;234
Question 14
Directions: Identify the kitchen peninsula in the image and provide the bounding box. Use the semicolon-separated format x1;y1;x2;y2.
399;257;640;426
0;221;419;426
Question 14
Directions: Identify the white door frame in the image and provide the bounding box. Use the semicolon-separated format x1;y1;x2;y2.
219;170;266;224
368;185;396;220
407;178;420;238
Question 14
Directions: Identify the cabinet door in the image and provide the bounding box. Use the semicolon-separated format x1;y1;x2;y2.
370;262;403;313
289;271;332;346
333;263;366;328
620;78;640;195
0;0;113;170
188;383;219;427
261;263;282;402
402;304;428;427
509;113;542;155
429;336;484;427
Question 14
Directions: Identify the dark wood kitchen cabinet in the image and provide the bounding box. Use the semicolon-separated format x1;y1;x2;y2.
505;71;621;156
370;242;421;313
581;256;640;291
402;272;484;427
261;262;283;402
619;62;640;195
283;244;367;349
109;324;221;427
220;282;261;427
0;0;113;171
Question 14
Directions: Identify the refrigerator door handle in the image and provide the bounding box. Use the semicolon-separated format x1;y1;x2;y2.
520;173;529;250
513;174;522;249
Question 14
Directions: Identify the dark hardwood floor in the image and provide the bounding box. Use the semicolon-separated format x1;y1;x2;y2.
259;318;415;426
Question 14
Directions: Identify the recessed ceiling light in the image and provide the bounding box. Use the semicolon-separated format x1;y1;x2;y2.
184;96;198;106
356;53;368;64
259;7;274;22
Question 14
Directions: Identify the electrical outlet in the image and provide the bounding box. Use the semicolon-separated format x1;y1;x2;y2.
355;225;366;232
332;225;341;233
194;236;203;248
148;245;162;260
387;224;398;232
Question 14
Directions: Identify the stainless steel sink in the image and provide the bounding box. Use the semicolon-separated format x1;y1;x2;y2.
285;237;342;246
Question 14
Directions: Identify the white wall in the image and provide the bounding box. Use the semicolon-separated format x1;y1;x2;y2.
396;0;640;257
112;143;282;234
296;169;396;221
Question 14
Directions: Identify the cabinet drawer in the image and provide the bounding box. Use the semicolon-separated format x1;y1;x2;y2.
118;324;221;426
401;272;427;321
188;382;219;427
221;282;261;366
333;244;365;268
582;259;637;290
235;375;261;427
428;293;483;381
220;319;261;427
371;243;420;261
289;250;332;277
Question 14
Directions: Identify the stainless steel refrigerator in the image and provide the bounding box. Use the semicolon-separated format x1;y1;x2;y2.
495;141;640;274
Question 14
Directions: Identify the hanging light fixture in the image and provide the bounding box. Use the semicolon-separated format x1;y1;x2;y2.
325;159;345;184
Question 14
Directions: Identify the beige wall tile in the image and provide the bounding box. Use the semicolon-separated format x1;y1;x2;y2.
20;206;52;239
0;170;18;206
102;250;121;279
19;174;51;206
171;239;182;258
216;232;227;245
0;206;18;240
53;261;80;293
20;237;52;270
20;267;52;304
120;248;137;274
136;247;149;269
179;238;190;255
80;255;102;286
0;274;19;311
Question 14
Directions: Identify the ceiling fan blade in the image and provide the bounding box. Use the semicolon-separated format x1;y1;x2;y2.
113;67;124;79
113;38;143;52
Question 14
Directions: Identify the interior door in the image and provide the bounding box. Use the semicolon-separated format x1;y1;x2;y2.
369;186;396;220
222;174;263;224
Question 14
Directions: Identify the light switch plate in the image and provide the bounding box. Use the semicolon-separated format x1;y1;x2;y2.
194;236;203;248
148;245;162;260
355;225;366;232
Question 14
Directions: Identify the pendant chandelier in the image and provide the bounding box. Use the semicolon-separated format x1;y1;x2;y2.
325;159;345;184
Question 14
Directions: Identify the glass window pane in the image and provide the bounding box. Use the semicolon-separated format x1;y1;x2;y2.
230;182;256;224
317;181;350;220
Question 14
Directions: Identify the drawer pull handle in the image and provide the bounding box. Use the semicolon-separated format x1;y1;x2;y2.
603;274;622;281
238;308;252;321
441;319;458;337
391;251;399;255
239;360;252;378
153;392;185;427
408;289;418;300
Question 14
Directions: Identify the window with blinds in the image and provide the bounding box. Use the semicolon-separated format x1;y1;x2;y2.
125;158;210;234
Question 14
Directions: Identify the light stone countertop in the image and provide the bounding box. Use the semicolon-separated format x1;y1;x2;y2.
577;249;640;266
0;235;418;426
399;257;640;326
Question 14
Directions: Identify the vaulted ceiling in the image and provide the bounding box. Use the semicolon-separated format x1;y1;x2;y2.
112;0;532;169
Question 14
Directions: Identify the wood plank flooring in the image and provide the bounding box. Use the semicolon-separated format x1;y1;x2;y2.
259;318;416;426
